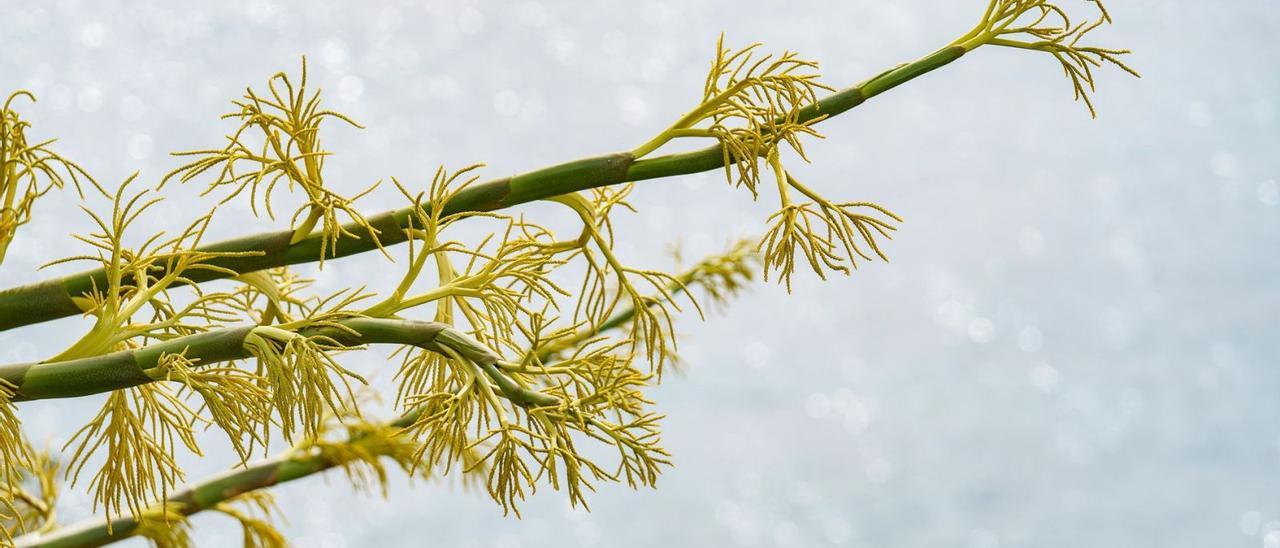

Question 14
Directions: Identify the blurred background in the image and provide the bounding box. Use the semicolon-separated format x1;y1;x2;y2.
2;0;1278;546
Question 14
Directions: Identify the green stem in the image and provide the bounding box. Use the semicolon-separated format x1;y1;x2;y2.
0;318;544;405
12;435;376;548
12;310;663;548
14;370;450;548
11;245;758;547
0;44;966;332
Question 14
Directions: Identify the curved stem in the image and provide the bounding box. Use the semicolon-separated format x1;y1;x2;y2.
12;437;368;548
0;43;968;333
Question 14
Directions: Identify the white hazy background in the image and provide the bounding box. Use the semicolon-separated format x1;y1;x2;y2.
3;0;1279;546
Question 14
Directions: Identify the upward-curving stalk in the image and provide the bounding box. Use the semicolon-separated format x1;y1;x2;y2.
1;2;1136;546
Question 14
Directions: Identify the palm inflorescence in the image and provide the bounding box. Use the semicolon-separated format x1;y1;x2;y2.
0;2;1134;546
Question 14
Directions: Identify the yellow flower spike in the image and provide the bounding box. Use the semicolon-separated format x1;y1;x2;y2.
632;35;833;196
385;233;567;333
396;347;464;409
62;384;202;527
548;191;698;375
1;380;41;542
402;389;478;475
151;351;274;464
634;35;901;292
384;306;675;518
160;58;386;263
371;169;573;356
582;413;671;489
44;177;259;361
468;427;535;517
676;238;759;310
231;268;315;325
529;239;759;366
0;379;32;486
297;409;421;498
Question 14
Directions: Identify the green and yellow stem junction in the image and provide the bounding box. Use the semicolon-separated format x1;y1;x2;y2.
0;3;1138;544
0;318;555;408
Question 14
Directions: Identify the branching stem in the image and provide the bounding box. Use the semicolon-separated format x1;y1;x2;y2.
0;41;971;332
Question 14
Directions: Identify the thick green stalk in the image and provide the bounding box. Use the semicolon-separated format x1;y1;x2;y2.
12;307;666;548
12;303;663;548
1;318;467;403
534;256;714;362
11;423;406;548
0;45;966;332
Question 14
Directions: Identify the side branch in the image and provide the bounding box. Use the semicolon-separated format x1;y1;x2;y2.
0;318;550;407
0;45;967;332
12;419;406;548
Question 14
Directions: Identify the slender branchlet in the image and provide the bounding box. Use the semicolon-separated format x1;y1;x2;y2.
1;384;50;543
212;492;286;548
242;325;367;443
951;0;1139;117
546;188;699;374
63;384;201;528
229;267;318;325
160;58;385;261
633;37;904;290
44;177;256;362
0;91;103;265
